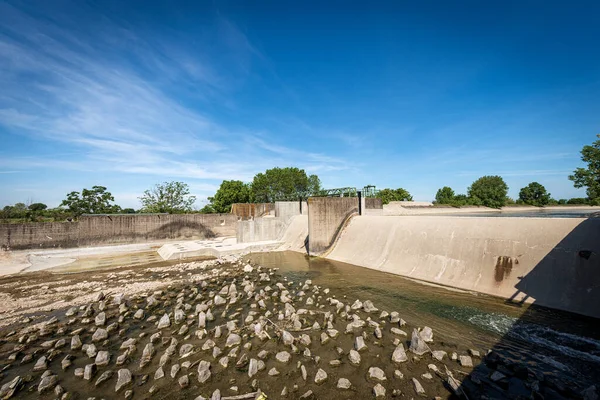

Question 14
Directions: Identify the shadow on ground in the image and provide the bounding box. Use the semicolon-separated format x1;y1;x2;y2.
454;217;600;400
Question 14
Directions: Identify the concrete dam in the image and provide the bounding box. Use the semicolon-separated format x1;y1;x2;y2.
235;198;600;320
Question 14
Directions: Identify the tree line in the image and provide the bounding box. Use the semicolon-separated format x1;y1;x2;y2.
2;134;599;221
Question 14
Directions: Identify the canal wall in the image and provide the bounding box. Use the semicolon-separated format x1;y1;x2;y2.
0;213;238;250
307;197;358;255
326;215;600;319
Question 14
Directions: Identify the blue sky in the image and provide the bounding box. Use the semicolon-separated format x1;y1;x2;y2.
1;1;599;208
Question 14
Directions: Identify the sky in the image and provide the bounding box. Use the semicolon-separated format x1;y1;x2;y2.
1;0;599;208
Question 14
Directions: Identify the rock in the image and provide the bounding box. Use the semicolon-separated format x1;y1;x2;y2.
268;367;280;376
140;343;155;368
368;367;386;382
276;351;291;363
394;370;404;379
71;335;82;350
92;328;108;342
409;328;431;355
363;300;378;313
95;312;106;326
314;368;328;384
197;360;211;383
582;386;598;400
300;390;314;399
65;307;77;317
419;326;433;342
219;357;229;368
133;309;145;320
171;364;181;378
154;366;164;380
225;333;241;348
243;264;253;273
412;378;425;395
179;343;194;357
390;327;407;336
115;369;132;392
214;295;226;306
174;309;185;324
178;374;189;388
248;358;258;378
83;364;97;380
157;313;171;329
432;350;447;361
33;356;48;371
354;336;368;352
86;344;97;358
198;312;206;328
95;351;110;366
469;348;481;357
374;327;382;339
392;344;408;364
202;339;216;350
459;355;473;367
282;330;294;346
337;378;351;389
348;349;361;366
490;371;506;382
351;299;363;310
373;383;386;398
95;370;113;387
38;374;58;393
390;311;400;323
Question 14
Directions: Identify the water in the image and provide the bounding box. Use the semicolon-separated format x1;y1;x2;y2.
248;251;600;390
430;208;598;218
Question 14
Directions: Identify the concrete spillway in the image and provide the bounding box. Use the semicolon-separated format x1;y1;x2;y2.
325;215;600;319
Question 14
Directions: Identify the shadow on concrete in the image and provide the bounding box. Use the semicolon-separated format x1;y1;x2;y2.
453;217;600;399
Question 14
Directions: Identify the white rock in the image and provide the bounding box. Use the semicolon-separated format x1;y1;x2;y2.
337;378;352;389
314;368;328;384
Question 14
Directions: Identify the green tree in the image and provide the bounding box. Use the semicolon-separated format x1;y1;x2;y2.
208;180;252;213
467;176;508;209
28;203;48;212
61;186;121;216
567;197;589;205
376;188;413;205
139;181;196;213
569;134;600;202
518;182;551;206
122;208;136;214
434;186;455;204
251;167;321;202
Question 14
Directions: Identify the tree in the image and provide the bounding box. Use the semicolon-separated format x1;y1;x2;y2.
29;203;47;212
435;186;455;204
467;176;508;209
569;134;600;202
251;167;321;202
376;188;413;205
60;186;120;216
207;180;252;213
122;208;136;214
139;181;196;213
518;182;551;206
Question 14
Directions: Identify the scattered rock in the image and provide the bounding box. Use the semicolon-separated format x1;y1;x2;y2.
337;378;351;389
367;367;386;382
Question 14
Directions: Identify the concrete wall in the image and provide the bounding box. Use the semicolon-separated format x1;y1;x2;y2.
365;198;383;209
275;201;308;219
307;197;359;255
236;217;288;243
327;215;600;319
0;214;238;250
230;203;274;219
237;201;307;243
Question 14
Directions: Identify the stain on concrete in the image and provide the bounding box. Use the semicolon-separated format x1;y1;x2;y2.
494;256;513;282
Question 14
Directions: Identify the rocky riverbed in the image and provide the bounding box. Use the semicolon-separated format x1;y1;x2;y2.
0;256;597;399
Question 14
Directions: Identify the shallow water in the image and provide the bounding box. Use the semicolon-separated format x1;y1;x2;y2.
431;209;598;218
248;251;600;389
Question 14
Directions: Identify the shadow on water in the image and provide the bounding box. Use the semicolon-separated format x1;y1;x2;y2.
454;217;600;400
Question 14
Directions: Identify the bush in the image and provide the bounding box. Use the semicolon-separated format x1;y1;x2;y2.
467;176;508;209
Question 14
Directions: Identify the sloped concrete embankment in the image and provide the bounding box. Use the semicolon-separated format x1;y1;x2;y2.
326;216;600;319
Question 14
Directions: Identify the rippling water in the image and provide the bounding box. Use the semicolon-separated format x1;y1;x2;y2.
248;251;600;387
